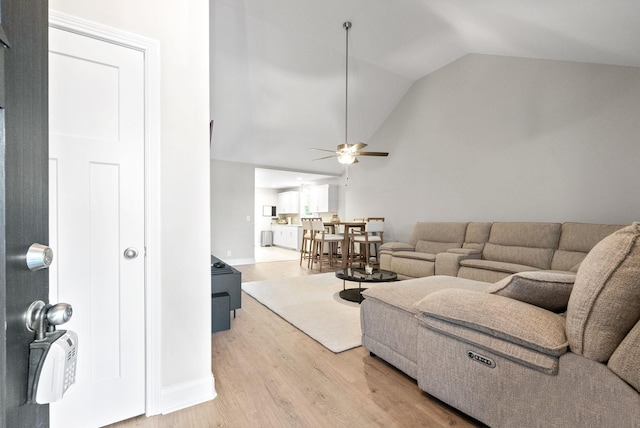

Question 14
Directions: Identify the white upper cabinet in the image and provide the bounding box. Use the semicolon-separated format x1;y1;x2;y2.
309;184;338;213
277;190;300;214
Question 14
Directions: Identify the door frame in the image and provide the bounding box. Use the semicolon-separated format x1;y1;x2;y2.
48;10;163;416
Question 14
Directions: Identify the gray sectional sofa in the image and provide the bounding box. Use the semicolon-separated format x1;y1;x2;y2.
362;221;640;427
380;221;625;281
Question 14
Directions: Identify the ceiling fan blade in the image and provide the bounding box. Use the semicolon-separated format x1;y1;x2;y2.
310;148;338;153
352;142;367;151
313;155;337;161
356;151;389;157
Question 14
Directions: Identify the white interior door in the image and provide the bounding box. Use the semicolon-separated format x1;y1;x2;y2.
48;26;146;428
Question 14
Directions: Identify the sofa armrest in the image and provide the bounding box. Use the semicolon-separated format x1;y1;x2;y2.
485;271;576;312
435;249;481;276
379;242;415;254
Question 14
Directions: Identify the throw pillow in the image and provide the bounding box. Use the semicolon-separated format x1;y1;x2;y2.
566;222;640;362
485;271;575;312
608;319;640;393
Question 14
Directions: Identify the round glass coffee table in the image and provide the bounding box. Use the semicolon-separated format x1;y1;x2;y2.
335;268;397;303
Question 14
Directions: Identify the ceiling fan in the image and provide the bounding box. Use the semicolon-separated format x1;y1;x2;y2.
311;22;389;165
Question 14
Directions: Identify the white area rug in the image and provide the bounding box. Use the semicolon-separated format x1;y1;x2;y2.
241;273;363;353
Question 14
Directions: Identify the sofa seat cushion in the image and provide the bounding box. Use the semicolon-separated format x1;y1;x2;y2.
567;222;640;362
389;251;442;278
415;289;568;373
484;271;576;313
393;250;436;262
379;242;414;253
459;258;541;275
362;276;489;314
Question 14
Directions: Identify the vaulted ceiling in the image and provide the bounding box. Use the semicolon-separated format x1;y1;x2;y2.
210;0;640;178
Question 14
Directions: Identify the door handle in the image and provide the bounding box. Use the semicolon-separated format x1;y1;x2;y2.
25;300;73;340
123;247;139;260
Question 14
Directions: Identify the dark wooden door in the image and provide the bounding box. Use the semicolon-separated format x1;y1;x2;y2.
0;0;49;426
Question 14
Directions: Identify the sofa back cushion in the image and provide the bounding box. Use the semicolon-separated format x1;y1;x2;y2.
551;222;626;271
409;222;468;250
482;222;561;269
461;222;492;251
415;240;461;255
566;222;640;362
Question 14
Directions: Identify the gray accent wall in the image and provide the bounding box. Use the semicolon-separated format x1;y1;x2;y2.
346;54;640;242
210;159;255;264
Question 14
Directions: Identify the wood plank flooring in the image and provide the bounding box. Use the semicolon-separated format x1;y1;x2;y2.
107;258;482;428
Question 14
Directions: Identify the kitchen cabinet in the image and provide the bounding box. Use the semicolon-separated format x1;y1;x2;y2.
272;225;302;250
277;191;300;214
309;184;338;213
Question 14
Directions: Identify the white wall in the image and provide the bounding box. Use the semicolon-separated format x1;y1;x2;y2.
255;187;278;246
210;159;255;264
347;54;640;242
50;0;214;413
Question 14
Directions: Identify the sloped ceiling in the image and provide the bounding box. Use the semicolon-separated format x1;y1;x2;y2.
210;0;640;177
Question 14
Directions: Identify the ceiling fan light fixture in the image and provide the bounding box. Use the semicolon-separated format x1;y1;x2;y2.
337;152;356;165
309;22;389;164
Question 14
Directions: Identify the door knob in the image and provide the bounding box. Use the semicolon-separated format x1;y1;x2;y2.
123;247;139;259
46;303;73;326
25;300;73;340
26;243;54;271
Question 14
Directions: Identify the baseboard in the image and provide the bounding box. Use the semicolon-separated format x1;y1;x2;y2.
160;374;217;415
224;257;255;265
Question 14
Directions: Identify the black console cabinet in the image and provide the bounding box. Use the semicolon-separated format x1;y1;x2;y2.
211;255;242;317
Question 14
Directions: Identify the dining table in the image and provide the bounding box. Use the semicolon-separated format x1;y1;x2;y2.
324;221;366;268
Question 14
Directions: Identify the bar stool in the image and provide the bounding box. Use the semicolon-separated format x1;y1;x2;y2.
299;219;313;267
299;218;323;267
349;220;384;267
309;219;343;272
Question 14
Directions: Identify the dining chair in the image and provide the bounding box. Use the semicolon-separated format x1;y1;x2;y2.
300;218;324;267
299;219;314;267
349;220;384;268
347;218;366;236
309;219;343;272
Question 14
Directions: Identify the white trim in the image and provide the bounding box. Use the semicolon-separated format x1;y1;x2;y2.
224;257;256;266
160;375;217;415
48;10;164;416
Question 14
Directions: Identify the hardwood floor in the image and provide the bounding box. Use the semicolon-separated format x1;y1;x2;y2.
107;258;482;428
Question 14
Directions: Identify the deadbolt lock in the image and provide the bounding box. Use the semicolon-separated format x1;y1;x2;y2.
26;243;54;271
